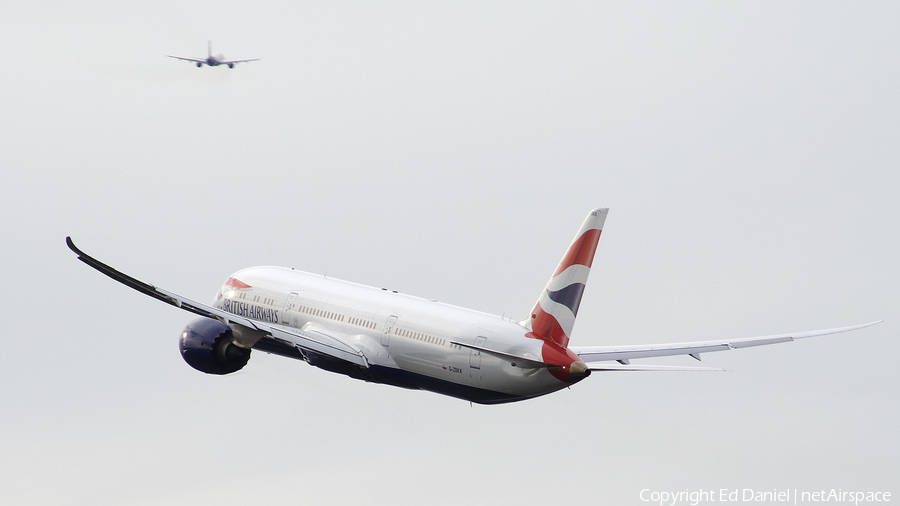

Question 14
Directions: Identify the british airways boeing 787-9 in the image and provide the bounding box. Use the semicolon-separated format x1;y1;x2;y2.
66;209;880;404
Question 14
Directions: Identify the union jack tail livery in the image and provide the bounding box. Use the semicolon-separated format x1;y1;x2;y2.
525;208;608;349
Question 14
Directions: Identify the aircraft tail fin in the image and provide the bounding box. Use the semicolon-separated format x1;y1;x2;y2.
523;208;608;348
208;40;212;58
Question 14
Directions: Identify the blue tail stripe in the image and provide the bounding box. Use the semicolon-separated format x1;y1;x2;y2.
547;283;586;316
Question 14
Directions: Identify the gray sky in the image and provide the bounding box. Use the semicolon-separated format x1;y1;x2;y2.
2;2;897;505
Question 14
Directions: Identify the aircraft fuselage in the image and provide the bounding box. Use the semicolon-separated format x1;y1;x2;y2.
214;266;583;404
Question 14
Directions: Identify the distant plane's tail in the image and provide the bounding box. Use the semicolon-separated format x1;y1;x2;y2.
523;208;608;348
208;40;212;58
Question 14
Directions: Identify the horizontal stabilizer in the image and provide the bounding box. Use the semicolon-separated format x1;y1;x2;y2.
587;363;725;372
450;341;555;369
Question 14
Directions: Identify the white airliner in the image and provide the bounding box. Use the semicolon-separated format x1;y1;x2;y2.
167;41;259;68
66;209;880;404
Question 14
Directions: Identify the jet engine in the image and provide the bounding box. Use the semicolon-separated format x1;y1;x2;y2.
179;317;251;374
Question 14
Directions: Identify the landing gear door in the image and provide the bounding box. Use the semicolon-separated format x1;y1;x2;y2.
469;336;487;369
381;315;398;347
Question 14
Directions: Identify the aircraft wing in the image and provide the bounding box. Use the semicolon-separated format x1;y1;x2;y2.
166;55;206;63
65;237;368;367
570;321;881;364
219;58;260;64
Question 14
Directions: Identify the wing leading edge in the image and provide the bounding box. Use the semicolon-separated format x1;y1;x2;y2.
571;321;882;365
65;237;367;367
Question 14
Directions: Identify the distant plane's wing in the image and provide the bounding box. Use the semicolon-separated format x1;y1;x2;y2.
166;55;206;63
65;237;368;367
570;321;881;364
218;58;260;64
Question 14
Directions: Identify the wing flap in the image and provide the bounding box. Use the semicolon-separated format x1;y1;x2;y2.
260;323;368;367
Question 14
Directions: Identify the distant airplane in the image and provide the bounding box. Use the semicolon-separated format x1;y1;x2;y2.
167;41;259;68
66;209;880;404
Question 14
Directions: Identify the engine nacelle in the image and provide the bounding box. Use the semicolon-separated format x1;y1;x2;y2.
179;317;251;375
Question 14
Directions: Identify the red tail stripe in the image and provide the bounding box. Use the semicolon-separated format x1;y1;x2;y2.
540;341;584;383
529;304;570;348
553;228;602;276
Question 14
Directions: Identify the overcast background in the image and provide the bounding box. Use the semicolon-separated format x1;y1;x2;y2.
1;2;897;505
